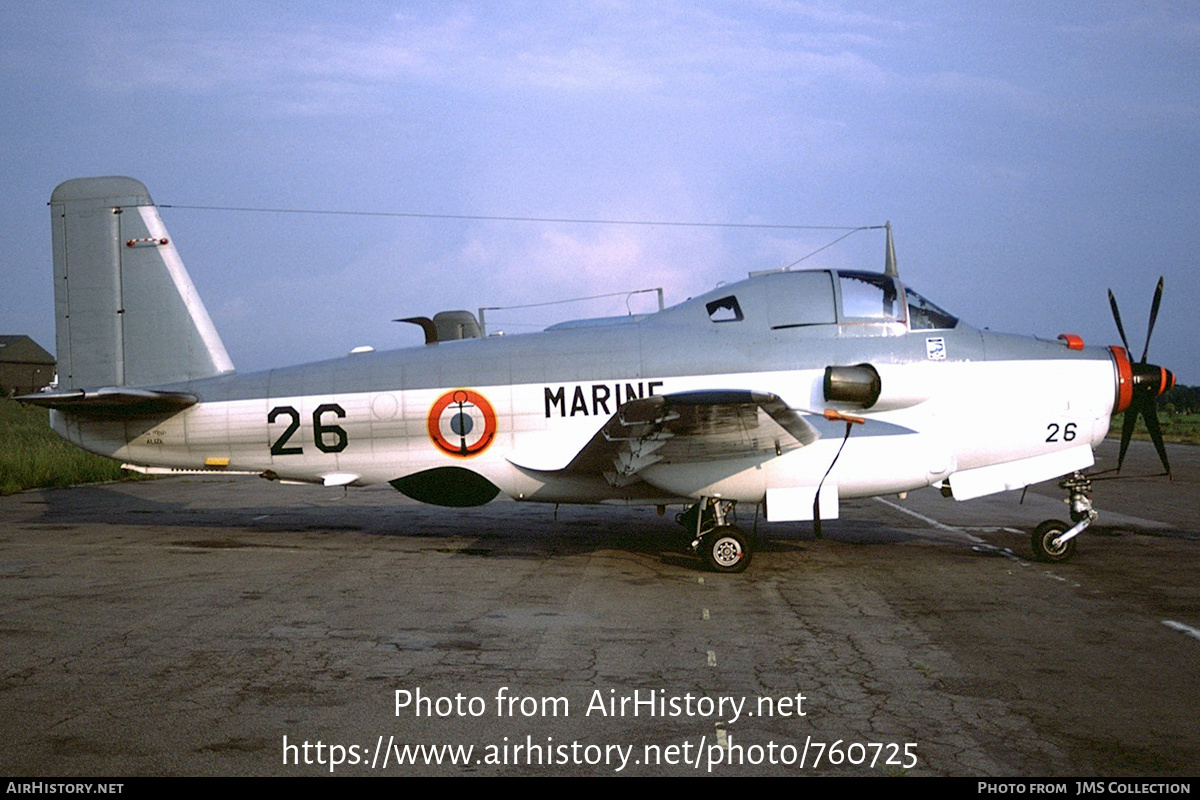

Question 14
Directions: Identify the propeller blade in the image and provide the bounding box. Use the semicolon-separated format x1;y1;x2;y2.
1117;401;1138;472
1111;279;1171;477
1140;277;1164;364
1108;289;1132;354
1139;393;1172;477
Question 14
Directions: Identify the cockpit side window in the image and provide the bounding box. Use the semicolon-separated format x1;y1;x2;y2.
706;295;744;323
905;288;959;330
838;272;903;322
766;271;837;329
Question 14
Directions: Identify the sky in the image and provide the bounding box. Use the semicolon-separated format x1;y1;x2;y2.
2;1;1198;382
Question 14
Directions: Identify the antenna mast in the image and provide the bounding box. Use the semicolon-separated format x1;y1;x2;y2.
884;220;899;278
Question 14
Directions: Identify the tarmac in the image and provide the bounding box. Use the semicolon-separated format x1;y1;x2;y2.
1;439;1197;776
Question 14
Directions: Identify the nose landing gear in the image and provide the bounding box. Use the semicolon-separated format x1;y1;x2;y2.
1031;472;1096;563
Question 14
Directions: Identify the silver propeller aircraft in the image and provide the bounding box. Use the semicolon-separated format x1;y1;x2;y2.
19;177;1176;572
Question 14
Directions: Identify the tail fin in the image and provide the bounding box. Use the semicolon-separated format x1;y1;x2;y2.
50;177;234;389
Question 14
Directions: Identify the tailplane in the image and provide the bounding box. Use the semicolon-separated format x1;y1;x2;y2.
50;177;234;389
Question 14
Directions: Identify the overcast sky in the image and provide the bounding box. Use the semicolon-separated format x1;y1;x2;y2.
3;2;1197;382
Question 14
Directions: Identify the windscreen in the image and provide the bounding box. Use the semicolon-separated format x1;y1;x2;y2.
904;287;959;330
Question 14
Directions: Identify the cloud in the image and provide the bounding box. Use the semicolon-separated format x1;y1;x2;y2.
58;3;903;116
419;220;722;335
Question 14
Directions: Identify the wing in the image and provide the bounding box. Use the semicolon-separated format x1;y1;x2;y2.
509;390;819;488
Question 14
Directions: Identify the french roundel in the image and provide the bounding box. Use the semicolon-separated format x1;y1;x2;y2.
427;389;498;458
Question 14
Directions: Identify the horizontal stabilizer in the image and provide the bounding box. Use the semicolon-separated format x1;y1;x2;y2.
15;387;197;417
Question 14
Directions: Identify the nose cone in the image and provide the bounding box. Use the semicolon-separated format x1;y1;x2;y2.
1133;361;1175;397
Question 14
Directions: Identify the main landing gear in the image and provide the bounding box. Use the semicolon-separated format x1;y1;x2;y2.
1030;472;1096;563
676;498;751;573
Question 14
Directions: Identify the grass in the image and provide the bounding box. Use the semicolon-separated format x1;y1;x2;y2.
1107;411;1200;446
0;396;134;495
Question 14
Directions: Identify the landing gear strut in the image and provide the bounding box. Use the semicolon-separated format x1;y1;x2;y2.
676;498;751;573
1031;472;1095;563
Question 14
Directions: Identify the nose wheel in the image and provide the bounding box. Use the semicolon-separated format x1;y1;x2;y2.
1031;519;1077;563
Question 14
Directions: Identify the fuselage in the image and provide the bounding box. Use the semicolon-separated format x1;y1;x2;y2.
51;269;1121;510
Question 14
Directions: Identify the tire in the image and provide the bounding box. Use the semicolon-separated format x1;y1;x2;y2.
1031;519;1077;563
702;526;752;573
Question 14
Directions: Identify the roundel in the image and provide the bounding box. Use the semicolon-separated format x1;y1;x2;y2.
427;389;497;458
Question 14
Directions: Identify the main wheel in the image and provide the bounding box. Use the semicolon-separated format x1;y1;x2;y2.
1031;519;1076;563
702;526;751;573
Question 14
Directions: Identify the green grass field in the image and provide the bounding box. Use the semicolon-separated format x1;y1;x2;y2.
0;397;133;495
1107;411;1200;446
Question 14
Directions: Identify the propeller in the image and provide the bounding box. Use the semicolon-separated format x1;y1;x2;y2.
1107;277;1174;477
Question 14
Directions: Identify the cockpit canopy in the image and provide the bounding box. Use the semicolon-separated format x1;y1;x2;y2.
700;270;958;331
